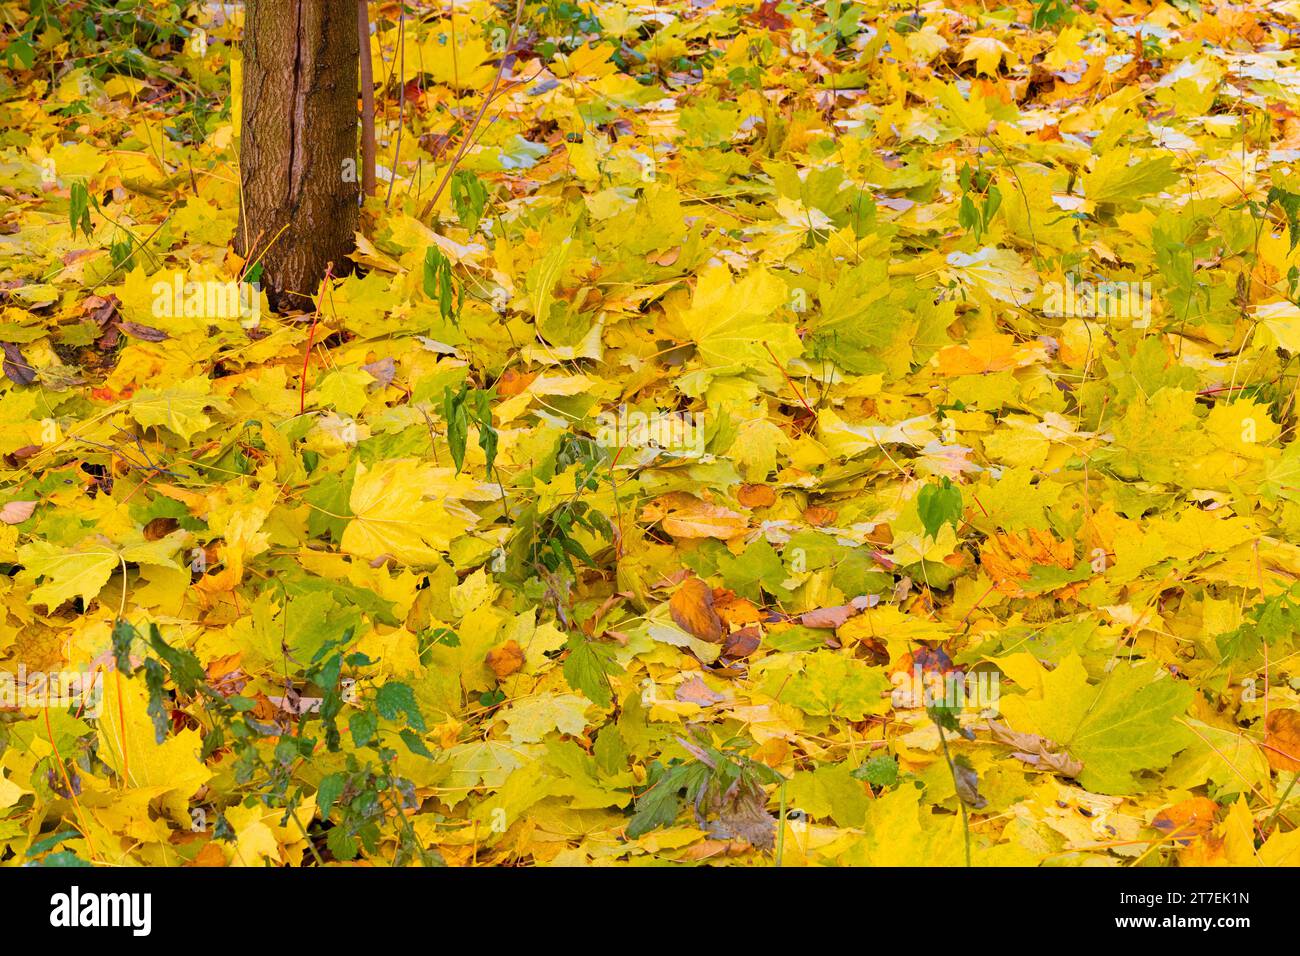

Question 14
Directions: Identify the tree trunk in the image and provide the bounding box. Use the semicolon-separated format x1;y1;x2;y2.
239;0;359;312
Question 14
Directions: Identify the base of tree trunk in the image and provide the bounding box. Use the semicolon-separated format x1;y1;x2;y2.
238;0;359;312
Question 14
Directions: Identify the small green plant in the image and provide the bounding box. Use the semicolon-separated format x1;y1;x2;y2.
1217;583;1300;661
109;234;135;271
423;247;461;326
316;679;438;866
450;170;489;234
957;164;1002;243
814;0;867;53
928;701;984;867
1031;0;1075;29
528;435;611;578
110;620;441;866
69;182;92;240
628;732;783;848
442;383;498;476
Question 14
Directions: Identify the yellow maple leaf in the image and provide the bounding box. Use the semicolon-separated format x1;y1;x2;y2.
341;459;474;565
960;37;1012;77
678;266;801;370
96;672;212;825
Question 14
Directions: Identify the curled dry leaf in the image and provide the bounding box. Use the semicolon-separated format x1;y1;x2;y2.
987;720;1084;778
953;756;988;810
118;321;169;342
142;516;180;540
267;690;323;716
801;604;857;629
801;594;877;629
81;293;119;326
722;625;761;660
0;500;37;525
2;342;35;386
640;492;748;540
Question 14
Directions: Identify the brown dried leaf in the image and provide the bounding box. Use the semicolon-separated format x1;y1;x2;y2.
987;720;1084;778
2;342;34;385
722;624;761;660
669;577;724;642
1265;708;1300;773
142;516;179;540
118;321;169;342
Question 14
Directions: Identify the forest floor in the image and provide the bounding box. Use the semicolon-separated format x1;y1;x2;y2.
3;0;1300;866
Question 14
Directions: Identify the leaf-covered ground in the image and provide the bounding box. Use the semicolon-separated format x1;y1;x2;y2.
5;0;1300;866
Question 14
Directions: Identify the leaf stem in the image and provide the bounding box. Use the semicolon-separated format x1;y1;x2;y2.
1264;770;1300;836
935;719;971;867
776;777;788;867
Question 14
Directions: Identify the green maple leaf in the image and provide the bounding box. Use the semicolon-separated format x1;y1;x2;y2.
1000;654;1194;794
779;652;891;722
562;635;616;708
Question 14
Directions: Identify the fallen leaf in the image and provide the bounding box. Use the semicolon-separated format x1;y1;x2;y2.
737;484;776;508
1264;709;1300;773
669;577;724;643
675;676;724;706
0;500;37;525
486;640;526;679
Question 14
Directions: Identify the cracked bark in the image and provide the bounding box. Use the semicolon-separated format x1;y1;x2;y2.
239;0;359;312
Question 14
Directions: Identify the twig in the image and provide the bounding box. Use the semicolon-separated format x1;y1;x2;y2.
358;1;377;197
762;341;816;417
384;6;407;208
299;263;334;415
419;0;525;223
44;705;102;865
776;777;788;867
935;719;972;867
1264;771;1300;836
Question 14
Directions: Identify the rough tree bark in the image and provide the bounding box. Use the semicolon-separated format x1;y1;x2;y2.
239;0;359;312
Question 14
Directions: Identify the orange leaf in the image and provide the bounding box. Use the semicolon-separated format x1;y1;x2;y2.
714;590;762;628
669;577;725;643
190;842;228;867
803;505;837;527
1153;797;1219;843
1265;709;1300;773
496;369;536;397
485;640;525;679
737;484;776;508
641;493;749;540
